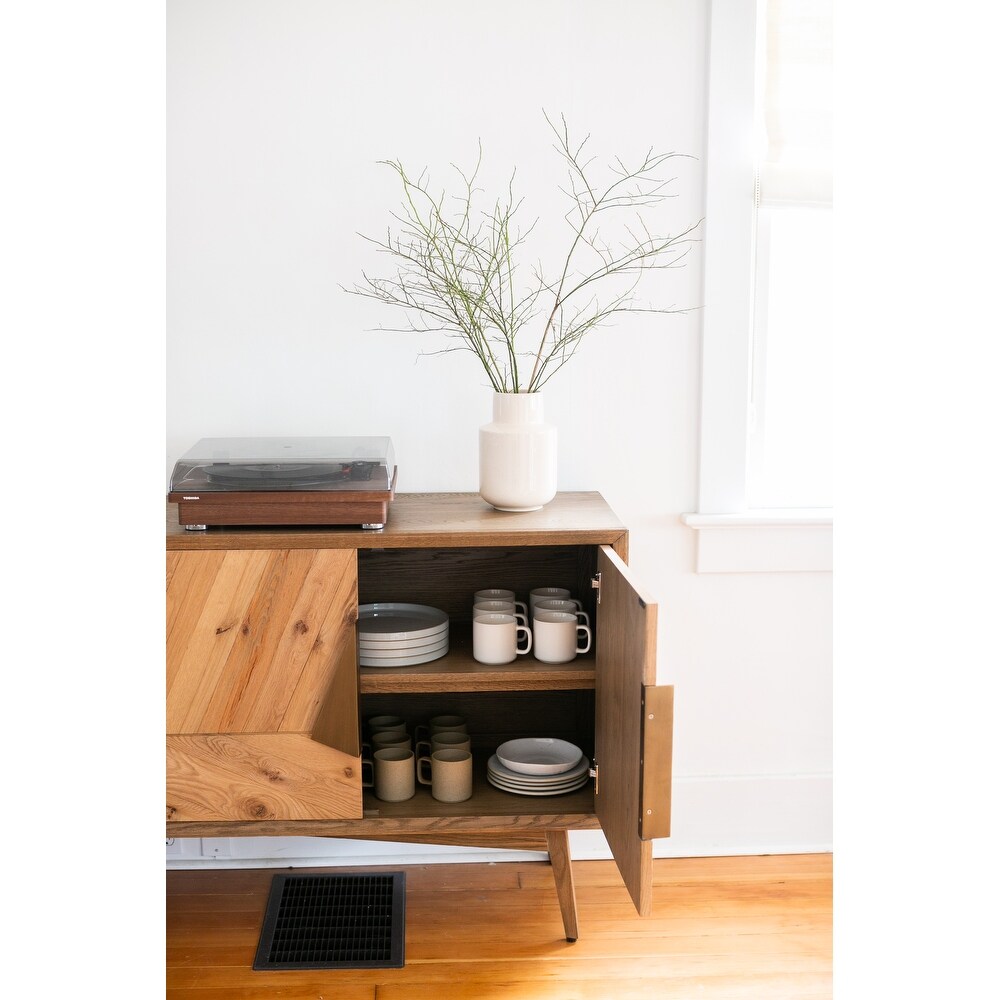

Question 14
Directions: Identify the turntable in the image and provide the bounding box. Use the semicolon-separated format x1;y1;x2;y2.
168;436;397;530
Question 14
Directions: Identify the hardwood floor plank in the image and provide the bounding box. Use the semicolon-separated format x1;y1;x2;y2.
169;948;832;989
517;852;832;889
167;989;375;1000
166;856;832;1000
375;972;833;1000
165;895;266;915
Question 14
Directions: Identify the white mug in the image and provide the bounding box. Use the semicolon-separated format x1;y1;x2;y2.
529;588;581;616
473;589;528;618
472;612;532;664
473;599;528;626
534;598;590;628
532;609;591;663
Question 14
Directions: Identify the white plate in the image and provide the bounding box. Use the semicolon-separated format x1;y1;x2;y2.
359;630;449;653
359;642;449;668
487;775;589;796
360;637;449;659
488;773;588;793
495;738;583;775
357;603;449;641
487;754;590;785
358;622;449;647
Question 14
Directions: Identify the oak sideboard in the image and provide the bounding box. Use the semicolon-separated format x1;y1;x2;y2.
166;491;673;940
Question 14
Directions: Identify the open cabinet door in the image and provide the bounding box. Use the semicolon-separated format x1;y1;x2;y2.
594;545;674;916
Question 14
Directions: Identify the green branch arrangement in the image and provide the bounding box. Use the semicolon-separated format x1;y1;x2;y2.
347;112;701;394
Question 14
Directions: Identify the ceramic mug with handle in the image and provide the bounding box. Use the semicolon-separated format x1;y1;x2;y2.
417;748;473;802
533;598;590;629
529;587;582;617
361;747;416;802
532;609;592;663
473;589;528;618
415;729;472;764
472;612;532;664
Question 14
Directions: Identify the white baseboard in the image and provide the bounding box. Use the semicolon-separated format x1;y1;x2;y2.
166;772;832;869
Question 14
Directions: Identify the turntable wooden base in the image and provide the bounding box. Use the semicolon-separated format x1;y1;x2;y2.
169;468;397;529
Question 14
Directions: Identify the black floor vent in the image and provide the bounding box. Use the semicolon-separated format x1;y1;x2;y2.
253;872;405;970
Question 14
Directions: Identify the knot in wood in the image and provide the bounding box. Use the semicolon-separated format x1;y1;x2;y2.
294;620;309;634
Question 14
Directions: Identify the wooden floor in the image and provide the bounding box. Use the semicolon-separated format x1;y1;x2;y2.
166;853;832;999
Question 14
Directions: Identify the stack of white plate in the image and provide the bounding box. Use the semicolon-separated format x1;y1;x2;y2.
358;603;449;668
487;738;589;796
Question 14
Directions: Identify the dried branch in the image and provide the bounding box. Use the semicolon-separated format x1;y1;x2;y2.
345;112;701;392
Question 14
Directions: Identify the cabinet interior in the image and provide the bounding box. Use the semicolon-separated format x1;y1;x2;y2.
356;544;599;818
358;544;599;623
360;690;596;760
359;689;596;819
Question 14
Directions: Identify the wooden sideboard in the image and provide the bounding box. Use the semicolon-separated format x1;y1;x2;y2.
166;492;673;940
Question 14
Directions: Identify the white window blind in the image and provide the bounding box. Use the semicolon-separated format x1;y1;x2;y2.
758;0;833;207
747;0;834;511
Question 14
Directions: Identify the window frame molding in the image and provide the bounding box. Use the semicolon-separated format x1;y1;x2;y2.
685;0;831;573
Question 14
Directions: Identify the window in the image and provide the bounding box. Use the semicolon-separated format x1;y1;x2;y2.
749;0;833;509
683;0;832;571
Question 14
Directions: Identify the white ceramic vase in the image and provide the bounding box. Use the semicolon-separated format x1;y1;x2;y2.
479;392;557;512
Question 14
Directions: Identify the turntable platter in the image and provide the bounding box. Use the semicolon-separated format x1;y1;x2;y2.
203;461;378;488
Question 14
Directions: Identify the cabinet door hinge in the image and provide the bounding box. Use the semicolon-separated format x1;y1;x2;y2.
589;762;599;795
591;572;602;605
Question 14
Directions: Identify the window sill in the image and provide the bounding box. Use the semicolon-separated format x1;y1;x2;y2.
681;509;833;573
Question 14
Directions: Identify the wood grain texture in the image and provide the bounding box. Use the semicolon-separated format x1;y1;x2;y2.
166;733;361;823
359;622;595;693
309;637;361;755
640;684;674;839
170;471;394;528
163;490;678;927
594;545;659;916
353;832;550;850
165;854;833;1000
167;492;628;550
166;548;357;736
167;759;602;838
546;830;580;941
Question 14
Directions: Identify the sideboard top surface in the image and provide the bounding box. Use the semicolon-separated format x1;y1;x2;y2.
166;491;627;551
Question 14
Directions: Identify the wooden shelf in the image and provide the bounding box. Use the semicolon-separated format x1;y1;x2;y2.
362;756;595;821
359;623;596;693
166;491;629;553
167;758;598;839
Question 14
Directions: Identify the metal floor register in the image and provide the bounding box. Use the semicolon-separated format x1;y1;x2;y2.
253;872;406;970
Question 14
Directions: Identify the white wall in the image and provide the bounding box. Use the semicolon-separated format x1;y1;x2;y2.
166;0;831;867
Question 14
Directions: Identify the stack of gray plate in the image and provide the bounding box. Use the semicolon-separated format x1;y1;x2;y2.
357;603;449;667
487;738;589;795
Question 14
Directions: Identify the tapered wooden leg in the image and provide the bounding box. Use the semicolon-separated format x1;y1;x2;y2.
546;830;580;942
